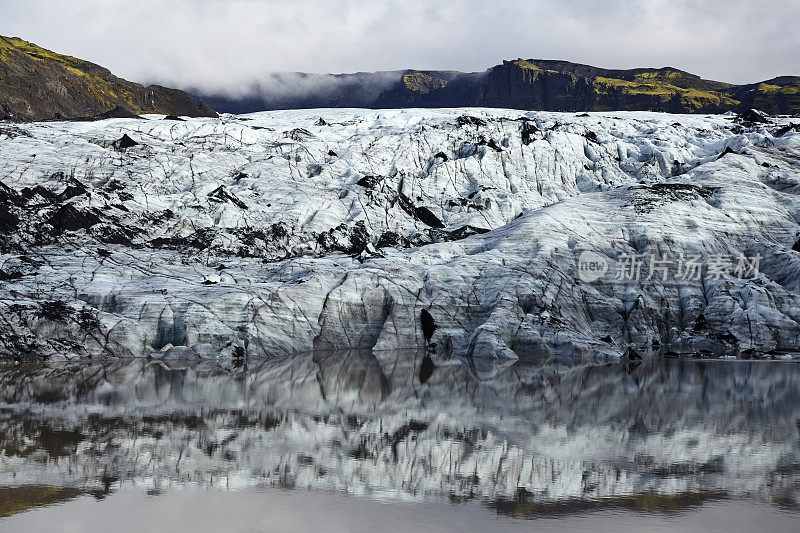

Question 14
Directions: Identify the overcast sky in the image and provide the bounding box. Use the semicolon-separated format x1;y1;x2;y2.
3;0;799;95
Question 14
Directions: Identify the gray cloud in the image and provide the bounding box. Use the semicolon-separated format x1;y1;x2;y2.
3;0;799;94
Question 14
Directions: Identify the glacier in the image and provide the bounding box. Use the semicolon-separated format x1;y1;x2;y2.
0;108;799;361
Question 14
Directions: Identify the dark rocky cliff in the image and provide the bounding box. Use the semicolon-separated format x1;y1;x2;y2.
198;59;800;115
0;36;217;121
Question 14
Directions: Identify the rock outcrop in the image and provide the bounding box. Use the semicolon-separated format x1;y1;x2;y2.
198;59;800;115
0;36;217;121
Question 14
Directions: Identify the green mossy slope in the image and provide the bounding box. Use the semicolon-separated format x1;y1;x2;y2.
0;36;217;121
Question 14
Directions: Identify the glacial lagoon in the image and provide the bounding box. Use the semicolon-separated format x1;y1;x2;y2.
0;354;798;531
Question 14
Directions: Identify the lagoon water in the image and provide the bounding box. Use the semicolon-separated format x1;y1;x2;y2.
3;487;799;533
0;354;798;531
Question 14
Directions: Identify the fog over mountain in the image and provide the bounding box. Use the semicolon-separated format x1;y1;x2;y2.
193;61;800;115
2;0;799;96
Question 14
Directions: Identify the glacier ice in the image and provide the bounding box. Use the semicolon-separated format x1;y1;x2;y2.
0;109;799;360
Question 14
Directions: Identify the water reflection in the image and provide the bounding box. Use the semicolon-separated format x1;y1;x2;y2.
0;353;798;518
0;486;82;518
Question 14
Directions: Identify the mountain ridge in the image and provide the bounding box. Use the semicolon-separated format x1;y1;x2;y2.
197;59;800;115
1;35;797;119
0;35;217;121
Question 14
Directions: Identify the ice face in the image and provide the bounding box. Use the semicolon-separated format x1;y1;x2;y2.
0;109;799;360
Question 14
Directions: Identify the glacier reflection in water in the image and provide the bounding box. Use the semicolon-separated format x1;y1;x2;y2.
0;352;799;521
